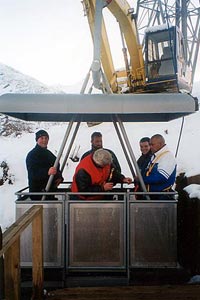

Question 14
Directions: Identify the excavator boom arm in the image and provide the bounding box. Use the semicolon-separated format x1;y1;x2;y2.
82;0;144;92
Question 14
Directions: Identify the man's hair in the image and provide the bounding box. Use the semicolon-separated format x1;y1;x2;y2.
91;132;102;140
151;134;165;144
140;137;150;143
93;149;112;166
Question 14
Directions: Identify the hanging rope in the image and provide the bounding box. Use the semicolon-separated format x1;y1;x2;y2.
175;116;185;158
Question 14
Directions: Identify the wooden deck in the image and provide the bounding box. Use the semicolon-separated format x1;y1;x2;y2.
49;285;200;300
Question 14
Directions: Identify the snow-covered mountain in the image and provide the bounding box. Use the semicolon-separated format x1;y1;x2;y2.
0;62;69;137
0;62;66;95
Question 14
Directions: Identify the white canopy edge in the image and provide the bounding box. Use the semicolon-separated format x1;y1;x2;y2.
0;93;198;122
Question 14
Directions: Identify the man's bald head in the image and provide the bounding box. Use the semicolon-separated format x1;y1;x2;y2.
150;134;165;153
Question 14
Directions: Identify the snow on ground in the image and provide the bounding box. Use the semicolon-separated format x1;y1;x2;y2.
184;184;200;200
0;109;200;231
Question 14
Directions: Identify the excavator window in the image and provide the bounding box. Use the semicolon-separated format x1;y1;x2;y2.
145;27;175;79
145;25;191;92
159;46;175;76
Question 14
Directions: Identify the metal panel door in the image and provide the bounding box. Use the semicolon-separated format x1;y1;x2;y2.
16;201;64;267
68;202;126;269
129;201;177;267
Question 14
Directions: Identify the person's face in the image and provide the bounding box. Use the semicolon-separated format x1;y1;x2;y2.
37;136;49;148
140;141;150;155
92;136;103;150
150;138;162;153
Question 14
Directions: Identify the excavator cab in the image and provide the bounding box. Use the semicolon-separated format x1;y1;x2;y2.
144;24;192;93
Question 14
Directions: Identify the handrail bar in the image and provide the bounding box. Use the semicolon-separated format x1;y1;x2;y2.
0;205;43;300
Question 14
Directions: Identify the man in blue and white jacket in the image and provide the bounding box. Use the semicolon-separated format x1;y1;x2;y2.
143;134;176;199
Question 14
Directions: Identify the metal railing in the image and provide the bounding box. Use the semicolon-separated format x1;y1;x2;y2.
14;187;178;278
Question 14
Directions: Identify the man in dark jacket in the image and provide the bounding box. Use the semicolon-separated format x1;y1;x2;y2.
134;137;152;194
81;131;121;173
26;130;63;200
72;149;132;200
137;137;153;177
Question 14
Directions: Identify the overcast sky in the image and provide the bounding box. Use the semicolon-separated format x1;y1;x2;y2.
0;0;95;86
0;0;199;87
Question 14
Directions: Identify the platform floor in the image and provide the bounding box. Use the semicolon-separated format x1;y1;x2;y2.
49;285;200;300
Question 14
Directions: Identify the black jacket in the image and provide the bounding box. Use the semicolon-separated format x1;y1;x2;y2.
26;144;63;195
137;150;153;177
134;150;153;195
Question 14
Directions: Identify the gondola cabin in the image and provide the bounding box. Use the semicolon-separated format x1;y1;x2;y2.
0;92;198;287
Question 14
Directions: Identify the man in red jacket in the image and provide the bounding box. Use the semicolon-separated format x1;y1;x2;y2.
71;148;132;200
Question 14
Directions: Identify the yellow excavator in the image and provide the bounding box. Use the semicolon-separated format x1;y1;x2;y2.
82;0;192;94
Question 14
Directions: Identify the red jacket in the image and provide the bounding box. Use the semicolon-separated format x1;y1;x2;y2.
71;154;111;200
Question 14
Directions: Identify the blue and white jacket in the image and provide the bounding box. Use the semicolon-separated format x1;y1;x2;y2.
143;145;177;192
